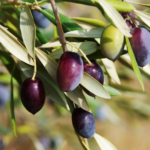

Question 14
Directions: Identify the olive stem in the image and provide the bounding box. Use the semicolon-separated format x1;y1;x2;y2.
66;41;92;66
32;59;37;80
50;0;67;53
83;138;90;149
3;1;42;10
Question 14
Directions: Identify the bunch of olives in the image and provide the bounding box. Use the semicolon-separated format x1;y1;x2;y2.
20;10;150;139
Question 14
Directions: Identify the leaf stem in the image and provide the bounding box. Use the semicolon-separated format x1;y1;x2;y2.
66;41;92;66
50;0;67;53
32;58;37;80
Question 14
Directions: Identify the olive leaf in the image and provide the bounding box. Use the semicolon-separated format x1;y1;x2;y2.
101;59;121;84
80;72;111;99
103;85;121;96
0;25;34;66
20;5;36;58
134;10;150;27
64;27;104;38
49;41;97;59
71;17;107;27
125;37;144;91
96;0;132;37
94;133;118;150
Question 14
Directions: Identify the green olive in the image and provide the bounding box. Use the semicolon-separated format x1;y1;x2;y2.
100;25;124;61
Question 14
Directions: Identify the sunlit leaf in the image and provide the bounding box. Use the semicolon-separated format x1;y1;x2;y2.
80;72;111;99
64;27;104;38
71;17;107;27
125;37;144;90
134;10;150;27
103;85;121;96
49;41;97;59
101;59;121;84
96;0;132;37
0;25;34;65
20;5;36;58
94;133;118;150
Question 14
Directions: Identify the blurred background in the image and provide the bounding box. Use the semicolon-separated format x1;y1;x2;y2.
0;0;150;150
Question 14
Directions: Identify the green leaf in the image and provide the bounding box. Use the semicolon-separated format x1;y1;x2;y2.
80;72;111;99
20;5;36;58
125;37;144;90
95;0;132;37
64;27;104;38
100;59;121;84
103;85;121;96
40;8;82;32
71;17;107;27
94;133;118;150
56;0;135;12
125;1;150;8
36;49;90;112
134;10;150;27
0;25;34;65
49;41;97;59
10;71;17;136
0;50;22;85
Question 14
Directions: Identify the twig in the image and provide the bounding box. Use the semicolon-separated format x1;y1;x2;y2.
66;41;92;66
50;0;67;53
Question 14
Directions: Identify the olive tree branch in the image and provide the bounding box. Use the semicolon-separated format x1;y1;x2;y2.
50;0;67;53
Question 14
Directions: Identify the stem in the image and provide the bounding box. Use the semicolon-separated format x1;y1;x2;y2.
50;0;67;53
32;59;37;80
83;138;89;149
66;41;92;66
3;1;42;10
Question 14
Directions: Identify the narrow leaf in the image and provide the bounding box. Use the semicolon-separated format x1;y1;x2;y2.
49;41;97;59
125;37;144;90
20;5;36;58
101;59;121;84
103;85;121;96
71;17;107;27
10;71;17;136
0;25;34;65
38;41;61;48
40;8;82;32
96;0;132;37
64;27;104;38
94;133;118;150
80;72;111;99
134;10;150;27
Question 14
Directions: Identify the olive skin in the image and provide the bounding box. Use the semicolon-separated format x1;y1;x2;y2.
82;62;104;97
72;108;95;138
129;27;150;67
100;25;124;61
57;52;83;92
21;77;45;114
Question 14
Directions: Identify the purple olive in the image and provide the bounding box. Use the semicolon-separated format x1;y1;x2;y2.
129;27;150;67
21;77;45;114
82;62;104;97
72;108;95;138
57;52;83;92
